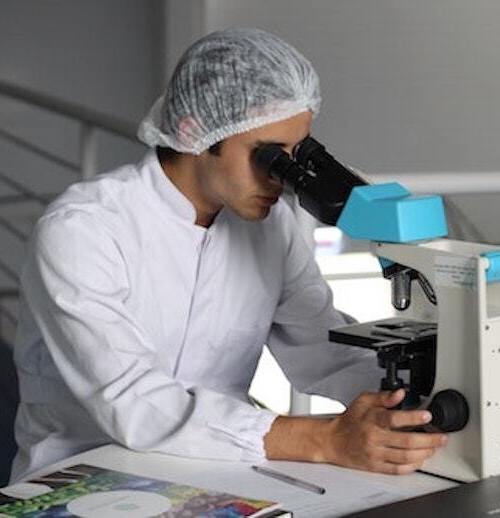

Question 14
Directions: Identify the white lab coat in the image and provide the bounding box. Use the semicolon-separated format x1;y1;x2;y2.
11;151;381;481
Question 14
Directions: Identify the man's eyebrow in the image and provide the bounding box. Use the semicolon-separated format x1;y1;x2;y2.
255;139;286;147
254;135;310;148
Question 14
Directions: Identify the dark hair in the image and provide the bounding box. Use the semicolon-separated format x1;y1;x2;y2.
156;142;222;164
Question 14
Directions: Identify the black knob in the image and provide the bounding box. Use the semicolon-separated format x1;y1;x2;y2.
427;389;469;432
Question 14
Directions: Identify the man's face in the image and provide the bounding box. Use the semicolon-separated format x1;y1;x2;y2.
194;111;313;222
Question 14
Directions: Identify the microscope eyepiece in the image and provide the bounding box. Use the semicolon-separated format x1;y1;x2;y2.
251;143;283;171
253;143;337;223
292;136;327;171
252;144;308;186
253;137;369;225
294;136;367;195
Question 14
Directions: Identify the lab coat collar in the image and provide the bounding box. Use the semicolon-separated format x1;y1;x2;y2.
140;150;198;224
139;151;227;230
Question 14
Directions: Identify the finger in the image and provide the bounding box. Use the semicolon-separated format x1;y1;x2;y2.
377;462;424;475
353;390;403;409
384;430;448;450
381;447;436;465
381;388;406;409
361;459;424;475
378;409;432;429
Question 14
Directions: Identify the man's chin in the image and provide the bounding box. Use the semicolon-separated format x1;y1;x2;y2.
232;205;271;221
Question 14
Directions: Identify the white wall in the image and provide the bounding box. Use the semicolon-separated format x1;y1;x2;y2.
0;0;164;181
0;1;166;282
0;0;167;334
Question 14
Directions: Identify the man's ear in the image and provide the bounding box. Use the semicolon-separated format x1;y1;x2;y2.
177;116;201;149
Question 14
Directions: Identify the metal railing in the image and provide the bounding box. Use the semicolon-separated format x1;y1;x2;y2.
0;79;141;334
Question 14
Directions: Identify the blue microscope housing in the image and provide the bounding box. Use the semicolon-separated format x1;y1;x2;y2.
337;182;448;243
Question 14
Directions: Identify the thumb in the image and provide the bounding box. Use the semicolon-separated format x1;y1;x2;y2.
381;388;406;409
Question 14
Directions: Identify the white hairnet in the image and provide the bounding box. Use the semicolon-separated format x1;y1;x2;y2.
138;27;321;155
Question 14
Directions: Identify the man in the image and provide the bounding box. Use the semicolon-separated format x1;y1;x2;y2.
11;28;446;481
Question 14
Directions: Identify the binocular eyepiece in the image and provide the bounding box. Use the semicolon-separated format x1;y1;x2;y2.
252;137;367;225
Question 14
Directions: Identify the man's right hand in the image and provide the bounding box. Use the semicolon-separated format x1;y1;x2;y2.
264;388;448;475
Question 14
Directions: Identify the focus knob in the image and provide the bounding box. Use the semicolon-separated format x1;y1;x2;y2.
427;389;469;432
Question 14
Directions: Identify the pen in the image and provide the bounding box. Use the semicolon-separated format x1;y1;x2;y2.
251;465;326;495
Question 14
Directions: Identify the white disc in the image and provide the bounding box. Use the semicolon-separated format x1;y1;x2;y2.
67;490;172;517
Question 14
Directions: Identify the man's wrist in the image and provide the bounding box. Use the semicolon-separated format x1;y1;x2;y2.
263;415;337;463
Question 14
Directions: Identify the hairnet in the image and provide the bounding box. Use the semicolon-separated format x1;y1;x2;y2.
137;27;321;155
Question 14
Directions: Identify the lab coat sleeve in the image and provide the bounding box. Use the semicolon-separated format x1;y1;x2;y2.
267;209;384;405
22;210;277;461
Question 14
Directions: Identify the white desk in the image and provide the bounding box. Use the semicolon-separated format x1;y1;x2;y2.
8;445;457;517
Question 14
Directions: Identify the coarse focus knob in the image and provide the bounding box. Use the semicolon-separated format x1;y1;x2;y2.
427;389;469;432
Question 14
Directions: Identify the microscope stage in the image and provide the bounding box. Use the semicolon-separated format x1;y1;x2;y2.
329;317;437;351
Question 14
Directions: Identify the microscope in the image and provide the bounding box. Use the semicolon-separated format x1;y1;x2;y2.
254;138;500;482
